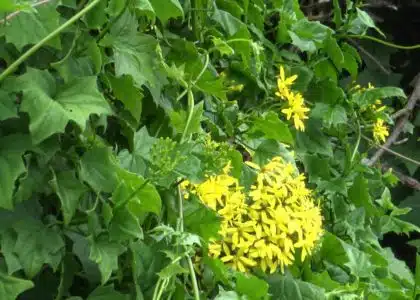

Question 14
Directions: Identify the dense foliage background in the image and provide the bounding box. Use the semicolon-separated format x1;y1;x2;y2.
0;0;419;299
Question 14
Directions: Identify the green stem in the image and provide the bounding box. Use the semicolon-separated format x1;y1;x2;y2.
96;0;130;42
177;186;200;300
114;180;150;210
350;118;361;164
152;278;162;300
177;185;184;232
342;34;420;50
54;263;65;300
187;256;200;300
0;0;102;82
176;52;209;102
131;247;142;300
155;279;169;300
180;89;195;143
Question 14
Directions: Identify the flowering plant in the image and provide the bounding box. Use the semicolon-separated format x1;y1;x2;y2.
0;0;419;299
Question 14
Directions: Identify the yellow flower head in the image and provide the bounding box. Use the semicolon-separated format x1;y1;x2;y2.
190;156;323;274
373;119;389;143
275;65;297;99
273;66;310;131
281;92;310;131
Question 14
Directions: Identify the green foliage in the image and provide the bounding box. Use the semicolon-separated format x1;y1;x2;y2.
0;0;418;299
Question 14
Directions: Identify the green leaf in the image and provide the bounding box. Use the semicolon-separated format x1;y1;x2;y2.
324;36;344;70
87;285;129;300
251;112;294;145
289;65;313;92
212;8;247;36
253;139;296;166
170;101;204;137
306;270;341;292
0;271;34;300
289;19;331;53
268;274;326;300
268;274;301;300
1;230;22;274
380;215;420;235
50;170;88;225
0;0;18;12
130;240;166;294
0;151;25;210
103;11;165;89
0;1;61;51
349;8;385;37
184;199;220;242
236;273;268;299
13;219;65;278
295;120;333;157
383;248;414;286
115;170;162;215
84;0;107;29
67;233;101;283
302;154;331;182
211;36;235;56
134;0;155;20
15;69;111;144
215;289;240;300
343;244;374;278
89;235;126;284
109;203;143;242
149;0;183;24
55;76;113;130
353;87;406;108
332;0;343;27
108;75;143;122
311;103;347;127
314;59;337;83
158;263;188;280
415;254;420;295
79;146;119;193
107;0;126;17
399;192;420;226
0;91;17;121
52;39;102;83
348;174;376;215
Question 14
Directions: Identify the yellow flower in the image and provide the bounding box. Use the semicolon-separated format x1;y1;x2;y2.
275;66;297;99
373;119;389;143
191;156;323;274
281;92;310;131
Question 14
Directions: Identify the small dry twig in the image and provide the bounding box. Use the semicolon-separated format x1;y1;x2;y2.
366;73;420;166
348;39;391;75
382;163;420;191
0;0;52;25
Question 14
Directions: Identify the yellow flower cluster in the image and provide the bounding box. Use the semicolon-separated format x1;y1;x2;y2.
352;82;390;143
373;119;389;143
182;157;323;274
275;66;310;131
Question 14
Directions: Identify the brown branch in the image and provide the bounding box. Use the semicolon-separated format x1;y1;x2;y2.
382;164;420;191
0;0;52;25
348;39;391;75
366;74;420;166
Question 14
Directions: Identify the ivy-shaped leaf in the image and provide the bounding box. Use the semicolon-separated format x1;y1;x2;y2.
14;69;112;144
50;170;88;225
89;235;126;284
0;1;61;51
13;219;65;278
0;272;34;300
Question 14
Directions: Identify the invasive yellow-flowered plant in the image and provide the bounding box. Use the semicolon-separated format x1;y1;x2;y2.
182;157;323;274
351;82;390;144
275;66;310;131
373;119;389;143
